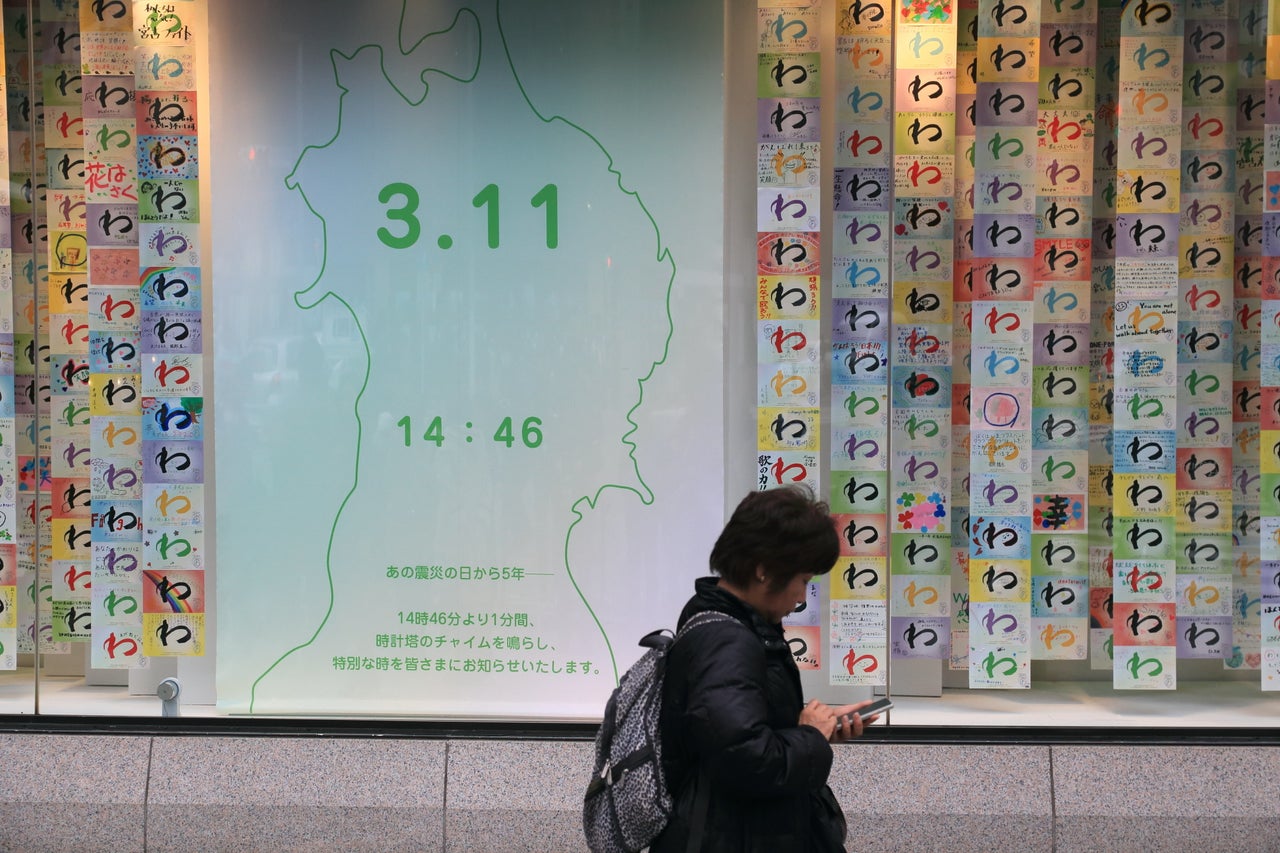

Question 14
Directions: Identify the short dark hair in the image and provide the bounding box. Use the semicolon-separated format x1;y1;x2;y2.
709;485;839;588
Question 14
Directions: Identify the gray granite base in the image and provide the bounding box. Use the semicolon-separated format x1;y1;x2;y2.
0;733;149;852
145;736;446;852
1054;818;1280;853
0;734;1276;851
146;805;442;852
445;810;589;853
834;744;1054;851
846;816;1053;853
0;803;145;853
1052;745;1280;853
445;740;592;852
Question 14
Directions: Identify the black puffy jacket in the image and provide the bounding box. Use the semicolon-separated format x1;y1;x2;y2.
650;577;846;853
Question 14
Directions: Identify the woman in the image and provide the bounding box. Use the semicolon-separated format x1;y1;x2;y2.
651;486;880;852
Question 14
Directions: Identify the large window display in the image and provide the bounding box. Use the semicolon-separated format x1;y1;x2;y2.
0;0;1273;728
0;0;215;712
212;0;727;719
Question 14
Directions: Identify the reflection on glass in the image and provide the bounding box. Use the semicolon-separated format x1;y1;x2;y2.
1;0;36;715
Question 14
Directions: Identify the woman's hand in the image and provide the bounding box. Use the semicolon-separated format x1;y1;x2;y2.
829;700;882;741
798;698;838;740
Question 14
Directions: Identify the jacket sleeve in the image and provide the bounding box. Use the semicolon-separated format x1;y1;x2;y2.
677;620;833;799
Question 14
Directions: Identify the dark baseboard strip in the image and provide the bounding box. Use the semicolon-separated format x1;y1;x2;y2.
0;715;1276;746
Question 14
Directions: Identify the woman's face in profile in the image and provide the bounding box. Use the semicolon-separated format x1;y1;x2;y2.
757;572;813;623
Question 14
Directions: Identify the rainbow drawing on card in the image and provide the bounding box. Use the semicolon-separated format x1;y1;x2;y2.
890;0;955;671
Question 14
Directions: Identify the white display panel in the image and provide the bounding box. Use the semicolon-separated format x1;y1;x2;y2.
210;0;725;718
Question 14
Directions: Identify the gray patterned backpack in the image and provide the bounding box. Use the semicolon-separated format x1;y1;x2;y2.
583;610;733;852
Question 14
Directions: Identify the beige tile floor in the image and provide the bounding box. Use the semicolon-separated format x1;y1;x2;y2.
1;667;1274;727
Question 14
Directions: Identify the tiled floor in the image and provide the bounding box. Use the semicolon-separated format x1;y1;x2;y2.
1;667;1275;727
1;732;1277;852
887;679;1278;728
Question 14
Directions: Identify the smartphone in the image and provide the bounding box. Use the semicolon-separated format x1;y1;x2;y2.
841;696;893;724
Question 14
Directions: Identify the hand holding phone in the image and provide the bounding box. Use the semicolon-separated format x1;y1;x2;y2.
854;696;893;720
829;691;890;732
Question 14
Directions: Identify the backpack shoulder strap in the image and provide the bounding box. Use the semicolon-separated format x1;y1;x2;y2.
674;609;737;642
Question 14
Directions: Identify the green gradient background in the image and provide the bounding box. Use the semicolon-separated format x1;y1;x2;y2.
211;0;724;717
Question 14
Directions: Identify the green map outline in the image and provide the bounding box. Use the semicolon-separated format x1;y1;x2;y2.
249;0;677;712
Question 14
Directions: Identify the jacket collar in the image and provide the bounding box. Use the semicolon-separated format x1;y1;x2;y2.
682;575;788;650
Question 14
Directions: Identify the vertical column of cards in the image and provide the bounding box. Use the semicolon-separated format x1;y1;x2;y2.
757;1;822;497
967;0;1038;689
1089;6;1120;670
0;17;14;670
1112;0;1182;690
44;0;91;647
135;1;204;658
950;0;979;674
1230;0;1264;678
29;4;59;660
23;4;59;655
890;0;956;670
1260;0;1280;687
85;0;145;668
829;0;891;686
1030;0;1094;665
1176;2;1235;666
6;0;37;661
